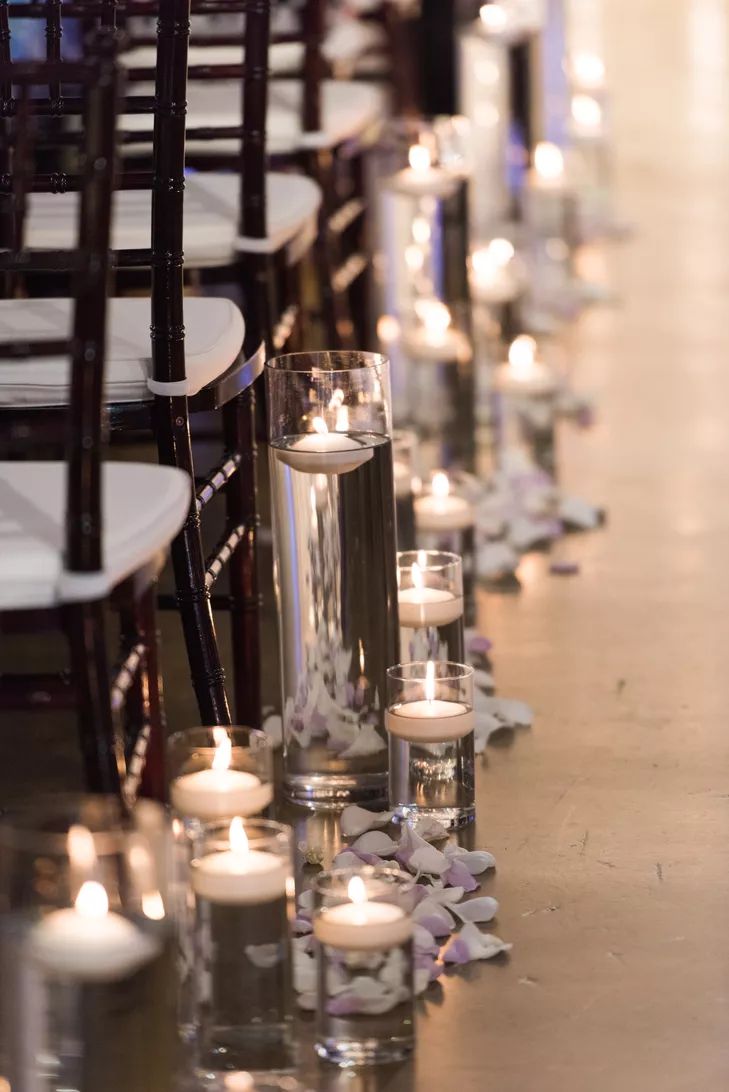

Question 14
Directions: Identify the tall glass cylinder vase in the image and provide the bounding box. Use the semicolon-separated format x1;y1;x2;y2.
397;549;465;664
267;352;399;808
0;797;176;1092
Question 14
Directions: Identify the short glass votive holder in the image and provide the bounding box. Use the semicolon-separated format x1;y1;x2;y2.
413;470;477;617
386;662;475;829
0;796;176;1092
167;726;274;825
397;549;465;664
190;818;294;1079
312;866;416;1067
392;428;419;551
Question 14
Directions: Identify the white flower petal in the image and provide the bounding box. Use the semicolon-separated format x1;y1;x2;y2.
351;831;400;857
450;896;499;924
341;805;393;838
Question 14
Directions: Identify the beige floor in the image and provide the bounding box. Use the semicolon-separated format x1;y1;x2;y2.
308;3;729;1090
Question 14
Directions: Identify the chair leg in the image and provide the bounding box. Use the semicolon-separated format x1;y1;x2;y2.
65;599;122;795
223;386;262;727
308;149;355;349
136;582;167;801
155;394;232;726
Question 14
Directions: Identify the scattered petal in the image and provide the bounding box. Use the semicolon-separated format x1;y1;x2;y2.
479;696;534;729
339;723;387;758
245;942;283;969
558;495;601;530
262;713;282;748
413;923;440;955
445;846;497;874
351;831;400;857
473;668;495;692
442;923;511;963
412;899;456;936
296;991;317;1011
412;816;450;842
450;896;499;924
340;806;393;838
442;859;480;892
550;559;580;575
467;633;493;656
409;844;450;876
332;850;366;870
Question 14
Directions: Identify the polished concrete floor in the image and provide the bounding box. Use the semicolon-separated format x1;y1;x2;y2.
3;1;729;1089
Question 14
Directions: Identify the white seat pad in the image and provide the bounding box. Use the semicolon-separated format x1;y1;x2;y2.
25;171;321;267
0;296;244;407
0;461;191;610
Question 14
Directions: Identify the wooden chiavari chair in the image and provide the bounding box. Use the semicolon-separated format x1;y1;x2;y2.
0;32;191;801
0;0;266;730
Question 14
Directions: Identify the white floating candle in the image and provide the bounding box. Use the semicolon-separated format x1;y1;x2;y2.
170;730;272;821
469;239;522;304
569;93;604;141
388;143;458;199
30;881;157;983
386;660;474;743
402;299;472;364
398;561;463;628
314;876;412;951
495;335;558;398
414;472;475;532
191;818;288;906
274;416;373;475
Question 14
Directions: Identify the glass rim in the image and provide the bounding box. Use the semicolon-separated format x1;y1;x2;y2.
386;661;474;683
166;725;271;749
396;549;462;574
0;794;165;855
265;350;389;375
310;863;415;898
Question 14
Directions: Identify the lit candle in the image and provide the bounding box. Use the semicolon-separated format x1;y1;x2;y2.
495;335;558;398
398;559;463;628
530;141;566;190
388;142;457;199
570;93;604;140
385;661;474;743
170;728;273;821
414;472;475;533
393;457;412;499
478;2;509;33
191;818;288;905
29;829;157;982
402;299;472;364
273;414;374;476
313;876;411;951
568;52;606;93
469;238;524;304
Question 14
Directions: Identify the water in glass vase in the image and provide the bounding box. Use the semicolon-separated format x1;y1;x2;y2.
399;615;465;665
270;433;399;807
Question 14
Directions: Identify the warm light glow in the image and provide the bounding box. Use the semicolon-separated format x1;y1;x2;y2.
414;298;451;339
411;561;423;591
311;416;328;435
329;388;344;409
571;51;605;89
509;335;538;378
534;141;564;181
417;548;427;569
348;875;367;905
425;660;436;703
212;728;232;772
68;824;97;873
408;143;432;172
471;237;515;282
335;404;349;432
571;93;602;131
479;3;508;31
142;891;166;921
405;244;425;273
489;237;515;265
412;216;431;246
431;471;450;500
359;639;365;675
377;315;401;343
75;880;109;919
229;817;248;857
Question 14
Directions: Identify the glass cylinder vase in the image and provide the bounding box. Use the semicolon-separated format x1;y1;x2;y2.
311;866;416;1067
0;796;176;1092
386;661;476;828
167;726;274;826
189;818;294;1079
397;549;465;664
266;352;399;808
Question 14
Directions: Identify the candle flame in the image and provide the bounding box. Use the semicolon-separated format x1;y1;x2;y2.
431;471;450;500
359;639;365;675
311;416;328;435
377;315;400;344
348;875;367;905
571;52;605;89
479;3;508;31
408;143;432;172
417;548;428;569
75;880;109;919
212;728;232;772
335;404;349;433
411;561;423;591
489;237;515;266
414;298;451;338
425;660;436;703
412;216;431;246
571;93;602;130
508;335;538;378
230;817;249;857
67;824;97;873
534;142;564;181
329;388;344;409
142;891;166;921
405;244;425;273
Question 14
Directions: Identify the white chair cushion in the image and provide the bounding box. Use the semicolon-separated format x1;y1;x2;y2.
25;171;321;268
0;462;191;610
0;297;244;407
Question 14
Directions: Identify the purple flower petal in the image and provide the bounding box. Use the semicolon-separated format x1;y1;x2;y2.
441;936;473;965
468;635;493;655
550;560;580;575
443;860;480;892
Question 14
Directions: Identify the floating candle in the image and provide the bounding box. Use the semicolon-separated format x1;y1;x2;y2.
570;93;603;139
398;560;463;628
414;472;475;533
191;818;288;905
274;416;374;475
388;142;458;199
495;335;558;398
30;879;157;982
170;729;273;821
569;52;606;92
531;141;565;189
386;661;474;743
469;238;523;304
402;299;472;364
313;876;412;951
